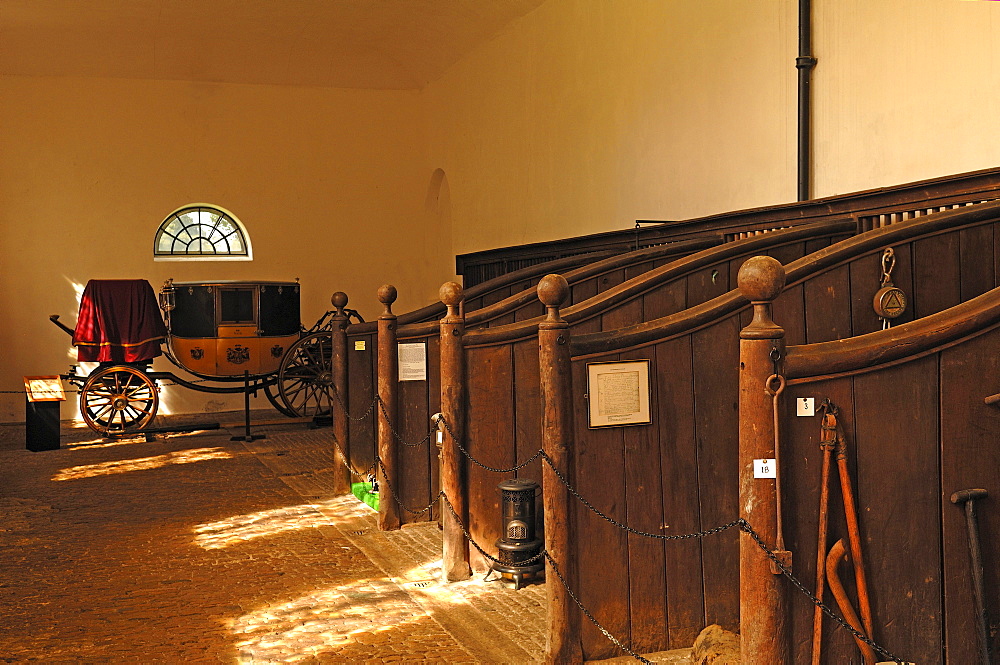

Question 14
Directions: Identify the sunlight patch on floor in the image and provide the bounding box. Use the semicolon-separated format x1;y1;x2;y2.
231;577;430;661
52;447;232;481
194;496;374;549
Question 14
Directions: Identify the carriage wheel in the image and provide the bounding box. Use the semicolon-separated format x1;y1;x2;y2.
278;332;335;418
263;380;297;418
80;366;159;436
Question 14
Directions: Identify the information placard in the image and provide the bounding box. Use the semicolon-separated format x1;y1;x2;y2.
23;376;66;402
586;360;651;428
398;343;427;382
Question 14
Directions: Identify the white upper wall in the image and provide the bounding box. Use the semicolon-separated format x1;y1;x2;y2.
421;0;1000;255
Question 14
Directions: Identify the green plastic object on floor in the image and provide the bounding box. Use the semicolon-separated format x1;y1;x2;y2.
351;482;379;512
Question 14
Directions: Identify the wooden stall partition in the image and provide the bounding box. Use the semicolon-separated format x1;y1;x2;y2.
781;287;1000;664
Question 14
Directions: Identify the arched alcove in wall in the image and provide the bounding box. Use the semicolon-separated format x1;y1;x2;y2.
426;168;456;281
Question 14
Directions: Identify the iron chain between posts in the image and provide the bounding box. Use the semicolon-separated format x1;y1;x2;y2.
374;458;438;517
375;394;436;448
438;412;545;473
439;493;547;568
330;430;377;480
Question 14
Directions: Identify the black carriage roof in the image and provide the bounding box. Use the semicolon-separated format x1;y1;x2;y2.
166;280;299;287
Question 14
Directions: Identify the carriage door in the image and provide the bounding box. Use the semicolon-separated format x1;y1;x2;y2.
216;286;261;375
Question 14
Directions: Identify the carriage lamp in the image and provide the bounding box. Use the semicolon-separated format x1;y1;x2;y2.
491;478;544;589
158;279;175;312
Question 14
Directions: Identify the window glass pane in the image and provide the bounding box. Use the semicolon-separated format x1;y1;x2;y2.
155;206;250;260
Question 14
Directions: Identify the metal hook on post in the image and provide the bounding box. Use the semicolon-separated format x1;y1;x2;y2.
764;372;791;574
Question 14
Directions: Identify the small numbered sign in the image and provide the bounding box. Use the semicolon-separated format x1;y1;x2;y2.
754;459;777;479
796;397;815;417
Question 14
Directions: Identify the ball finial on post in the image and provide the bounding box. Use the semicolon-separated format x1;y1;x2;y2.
538;274;570;322
440;281;463;319
737;256;786;339
377;284;397;316
331;291;348;313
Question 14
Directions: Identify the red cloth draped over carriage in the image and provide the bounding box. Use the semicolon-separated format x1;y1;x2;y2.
72;280;167;363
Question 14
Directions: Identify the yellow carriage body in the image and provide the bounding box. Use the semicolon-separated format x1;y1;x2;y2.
163;281;301;378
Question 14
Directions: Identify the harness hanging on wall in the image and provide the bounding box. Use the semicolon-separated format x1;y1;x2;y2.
873;248;907;329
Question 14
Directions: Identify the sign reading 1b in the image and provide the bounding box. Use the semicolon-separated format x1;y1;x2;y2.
754;458;777;479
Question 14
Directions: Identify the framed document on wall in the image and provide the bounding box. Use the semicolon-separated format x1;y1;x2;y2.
586;360;651;428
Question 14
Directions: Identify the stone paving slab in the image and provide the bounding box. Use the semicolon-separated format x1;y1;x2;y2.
0;416;694;663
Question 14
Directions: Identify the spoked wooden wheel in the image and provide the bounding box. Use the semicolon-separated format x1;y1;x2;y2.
278;332;335;418
80;366;159;436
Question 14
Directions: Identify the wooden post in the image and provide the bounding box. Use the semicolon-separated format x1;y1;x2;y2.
330;291;352;496
439;281;472;581
538;274;583;664
737;256;790;665
377;284;401;531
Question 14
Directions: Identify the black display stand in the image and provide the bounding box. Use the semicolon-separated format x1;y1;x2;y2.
26;399;60;452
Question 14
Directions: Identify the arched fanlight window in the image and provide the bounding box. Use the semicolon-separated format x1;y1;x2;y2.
153;205;252;261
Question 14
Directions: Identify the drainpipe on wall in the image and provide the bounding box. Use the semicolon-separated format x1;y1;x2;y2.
797;0;818;202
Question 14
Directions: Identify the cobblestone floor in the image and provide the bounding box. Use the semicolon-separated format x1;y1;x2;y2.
0;415;691;663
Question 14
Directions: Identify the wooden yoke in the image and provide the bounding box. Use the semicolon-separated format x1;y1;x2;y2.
439;281;472;581
377;284;401;531
331;291;352;496
737;256;790;664
538;274;583;664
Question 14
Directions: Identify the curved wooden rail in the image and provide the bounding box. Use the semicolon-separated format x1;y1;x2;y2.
570;199;1000;357
464;218;856;347
345;248;620;335
390;235;721;340
785;286;1000;380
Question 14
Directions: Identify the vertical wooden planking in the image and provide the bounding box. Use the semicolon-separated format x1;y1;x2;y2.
398;352;431;524
513;299;545;322
913;233;961;318
959;224;995;301
464;344;516;572
426;335;442;502
620;346;668;655
853;356;942;663
572;355;631;659
687;262;730;309
995;220;1000;288
347;332;376;476
849;251;886;337
940;328;1000;664
803;264;853;343
772;283;806;346
783;377;857;664
654;335;706;649
602;296;643;332
643;277;687;321
571;276;599;305
767;241;808;267
512;338;543;490
691;316;741;630
597;269;627;294
625;261;654;281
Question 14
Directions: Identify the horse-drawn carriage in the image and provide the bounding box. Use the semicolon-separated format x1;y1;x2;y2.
50;278;357;436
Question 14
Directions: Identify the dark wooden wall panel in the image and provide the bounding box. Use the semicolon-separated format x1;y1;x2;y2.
783;377;858;663
571;356;631;660
960;224;996;300
620;348;668;654
426;336;441;513
602;297;643;332
347;333;376;474
571;276;599;305
940;327;1000;663
654;336;706;649
773;283;806;346
854;357;942;663
464;344;515;572
398;367;431;523
512;339;543;491
686;262;730;309
643;278;687;321
913;234;961;318
803;264;853;343
691;317;741;630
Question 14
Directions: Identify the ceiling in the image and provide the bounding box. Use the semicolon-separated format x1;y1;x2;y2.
0;0;548;90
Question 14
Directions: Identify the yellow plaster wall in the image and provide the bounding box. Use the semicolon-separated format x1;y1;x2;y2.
422;0;799;255
0;76;446;421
